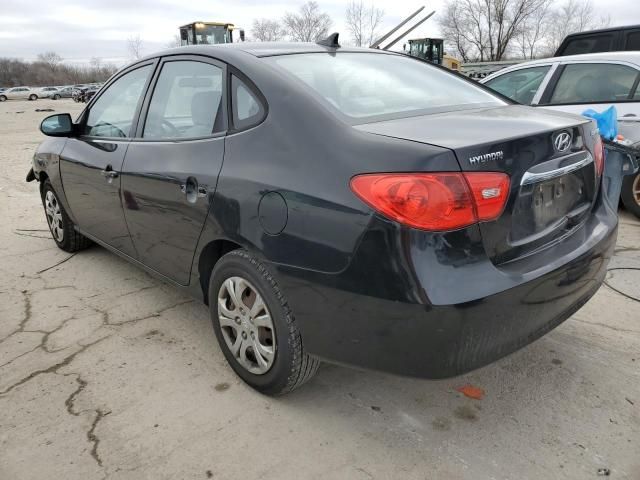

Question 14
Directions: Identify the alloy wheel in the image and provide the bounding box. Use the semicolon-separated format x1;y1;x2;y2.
633;174;640;206
45;190;64;242
217;276;276;375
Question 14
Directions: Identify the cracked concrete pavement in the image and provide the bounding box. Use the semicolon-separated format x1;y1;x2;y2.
1;99;639;479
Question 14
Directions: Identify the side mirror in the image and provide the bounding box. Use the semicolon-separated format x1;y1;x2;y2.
40;113;74;137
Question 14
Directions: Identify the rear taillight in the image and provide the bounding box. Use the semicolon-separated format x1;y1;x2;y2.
593;135;605;177
350;172;510;231
463;172;511;221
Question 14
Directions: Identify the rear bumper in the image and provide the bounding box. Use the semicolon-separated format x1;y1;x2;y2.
273;191;617;378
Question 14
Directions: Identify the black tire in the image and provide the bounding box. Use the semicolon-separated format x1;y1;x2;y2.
29;94;37;101
209;249;320;395
41;180;92;252
52;94;60;100
0;95;6;102
621;172;640;219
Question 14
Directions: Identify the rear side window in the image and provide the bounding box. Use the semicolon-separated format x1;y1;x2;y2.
625;31;640;50
549;63;639;104
268;53;503;121
144;60;224;139
231;75;265;130
485;66;550;104
561;34;615;55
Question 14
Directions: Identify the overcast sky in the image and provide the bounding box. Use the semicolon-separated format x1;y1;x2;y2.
0;0;638;66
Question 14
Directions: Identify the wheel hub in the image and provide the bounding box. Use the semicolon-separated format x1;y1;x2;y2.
44;190;64;242
217;276;276;375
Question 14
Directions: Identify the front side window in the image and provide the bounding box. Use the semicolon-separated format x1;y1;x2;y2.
485;66;551;104
549;63;639;104
268;52;503;121
143;60;224;139
85;65;151;138
231;75;265;130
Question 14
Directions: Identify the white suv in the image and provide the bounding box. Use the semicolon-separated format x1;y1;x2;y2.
0;87;39;101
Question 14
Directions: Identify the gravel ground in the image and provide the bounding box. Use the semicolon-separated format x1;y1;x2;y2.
1;98;639;480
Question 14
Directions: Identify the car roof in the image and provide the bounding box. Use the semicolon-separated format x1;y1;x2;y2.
563;24;640;37
512;51;640;66
482;51;640;81
142;42;392;62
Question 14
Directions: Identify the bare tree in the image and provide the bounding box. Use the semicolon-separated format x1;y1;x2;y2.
127;34;144;60
439;0;550;61
283;1;332;42
439;2;474;62
515;0;552;59
544;0;610;55
36;51;63;72
345;1;384;47
252;18;286;41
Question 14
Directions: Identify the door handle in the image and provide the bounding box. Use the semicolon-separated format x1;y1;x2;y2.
100;164;119;179
180;177;207;203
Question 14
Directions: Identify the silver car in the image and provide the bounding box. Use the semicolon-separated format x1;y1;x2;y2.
0;87;39;101
481;51;640;218
38;87;59;98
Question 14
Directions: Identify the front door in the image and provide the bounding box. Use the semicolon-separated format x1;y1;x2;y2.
60;62;155;257
121;56;227;284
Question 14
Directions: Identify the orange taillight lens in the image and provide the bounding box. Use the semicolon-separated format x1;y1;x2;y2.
350;172;510;231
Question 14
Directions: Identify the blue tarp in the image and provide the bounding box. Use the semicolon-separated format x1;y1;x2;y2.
582;105;618;141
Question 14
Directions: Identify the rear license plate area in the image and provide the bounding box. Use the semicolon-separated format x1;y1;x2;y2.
510;171;589;245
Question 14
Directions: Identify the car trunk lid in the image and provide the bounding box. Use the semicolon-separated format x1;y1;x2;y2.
355;105;600;264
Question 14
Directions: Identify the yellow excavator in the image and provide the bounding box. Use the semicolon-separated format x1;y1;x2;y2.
370;7;461;71
179;22;245;46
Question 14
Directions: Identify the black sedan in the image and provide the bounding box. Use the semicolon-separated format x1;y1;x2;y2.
28;39;618;395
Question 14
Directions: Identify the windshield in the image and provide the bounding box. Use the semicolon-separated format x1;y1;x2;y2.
267;52;504;121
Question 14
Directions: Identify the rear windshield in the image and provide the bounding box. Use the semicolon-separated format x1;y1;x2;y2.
267;52;504;121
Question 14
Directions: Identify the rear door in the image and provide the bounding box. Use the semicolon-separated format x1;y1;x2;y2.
537;61;640;141
120;55;227;285
59;61;155;257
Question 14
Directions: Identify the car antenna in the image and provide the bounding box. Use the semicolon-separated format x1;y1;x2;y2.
317;32;340;48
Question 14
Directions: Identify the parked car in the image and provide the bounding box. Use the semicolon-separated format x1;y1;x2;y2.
50;86;76;100
38;86;60;98
28;41;619;395
83;85;100;103
481;51;640;218
555;24;640;57
0;86;39;101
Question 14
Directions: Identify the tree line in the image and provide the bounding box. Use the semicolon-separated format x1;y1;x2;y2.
251;1;384;47
2;0;612;88
439;0;611;62
252;0;609;61
0;52;118;88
